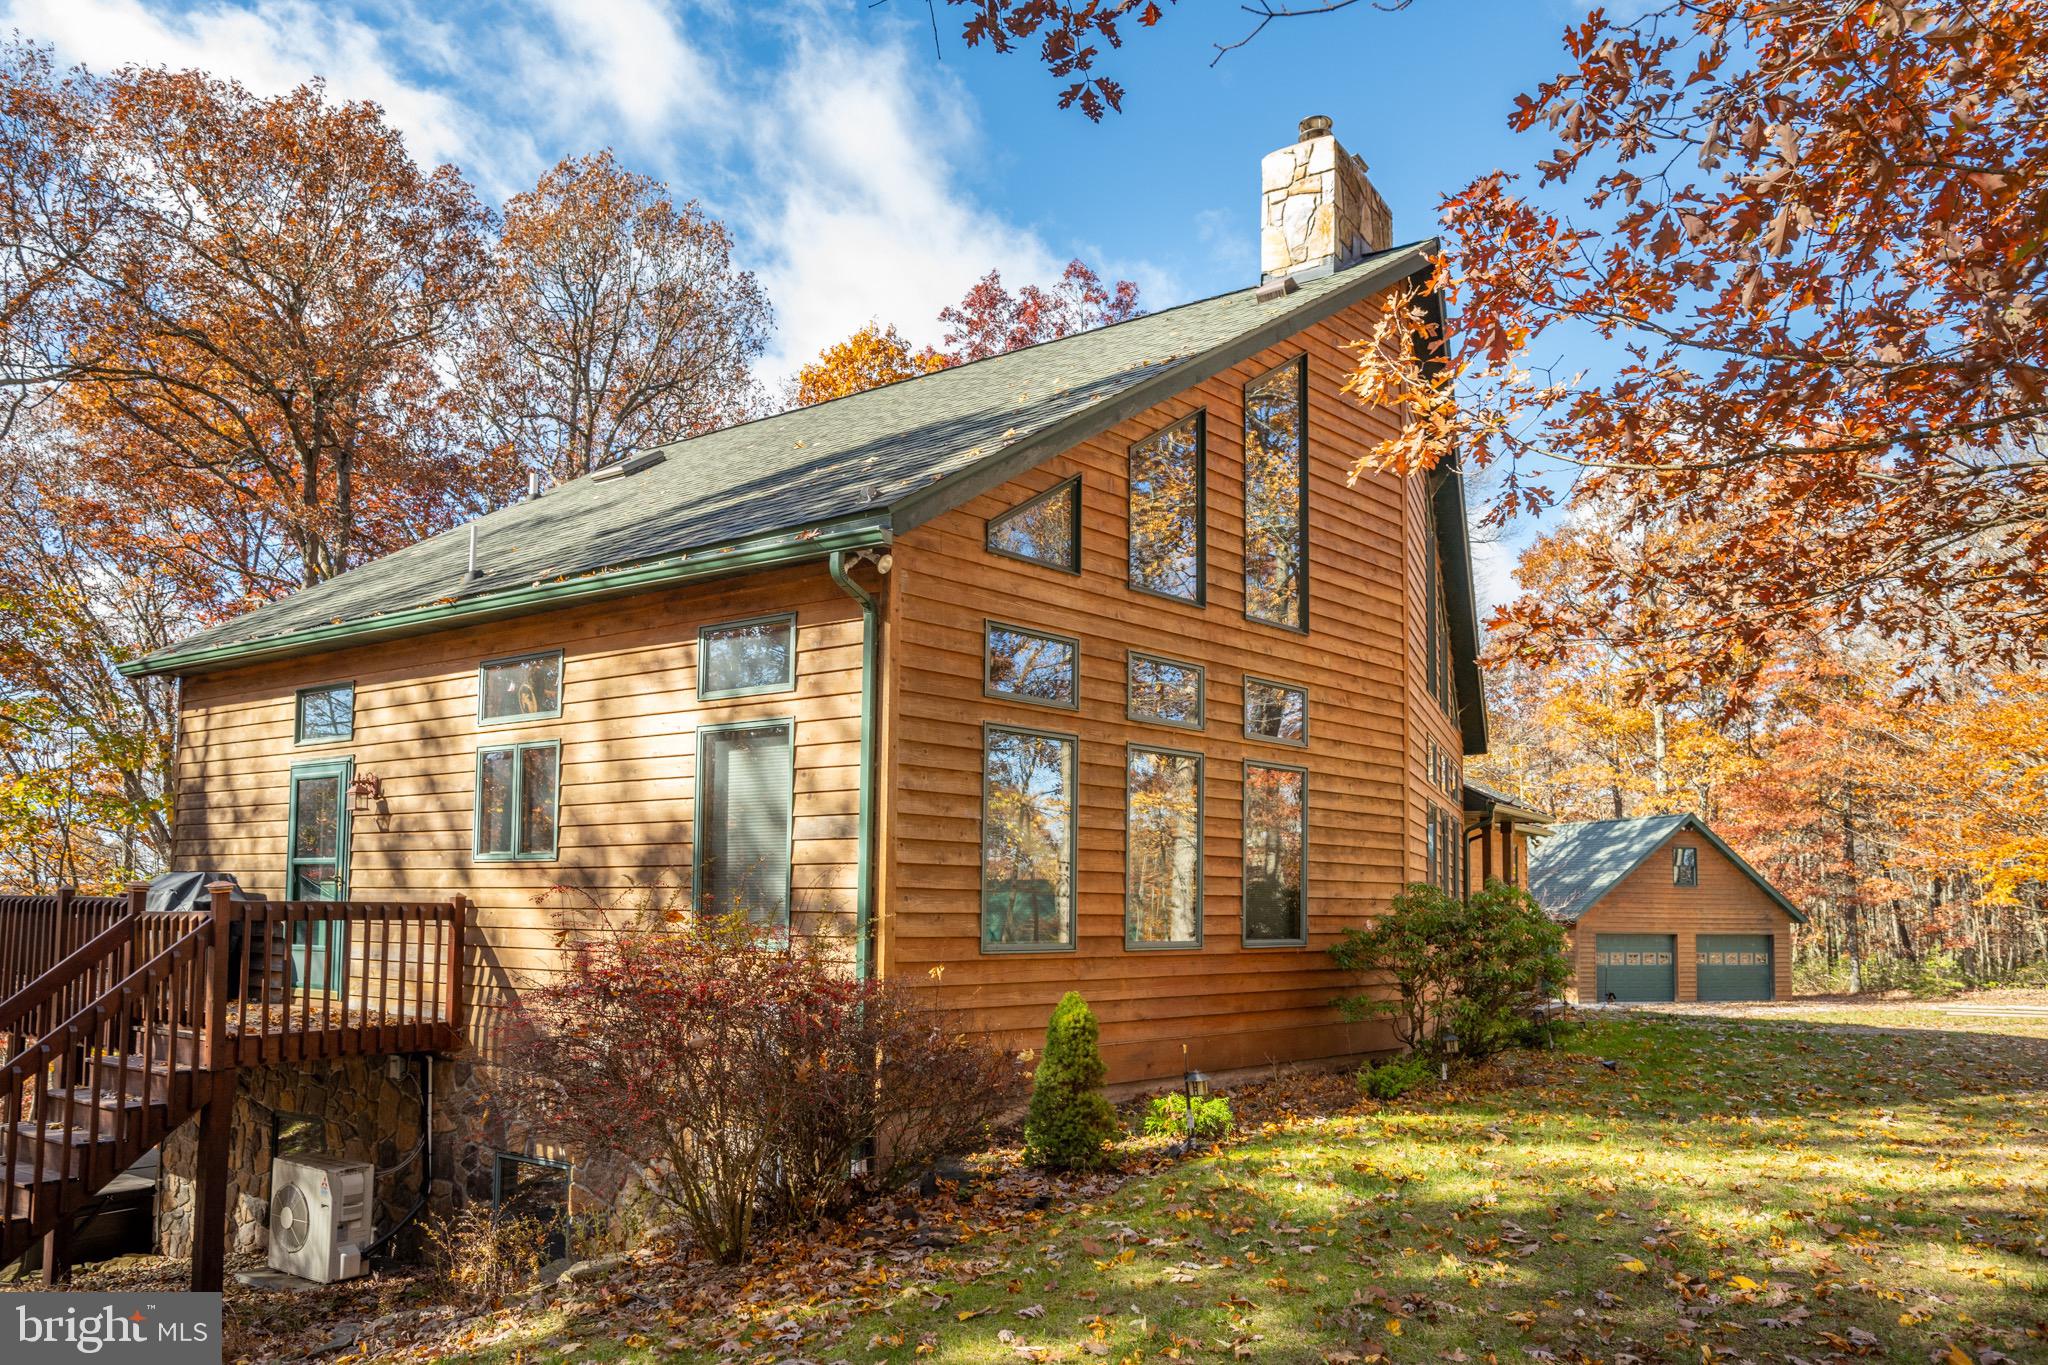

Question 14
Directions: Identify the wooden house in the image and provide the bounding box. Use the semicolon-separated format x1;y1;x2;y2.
115;118;1490;1230
1526;815;1805;1003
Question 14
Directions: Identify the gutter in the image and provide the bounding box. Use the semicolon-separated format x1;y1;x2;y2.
826;550;880;982
122;515;895;679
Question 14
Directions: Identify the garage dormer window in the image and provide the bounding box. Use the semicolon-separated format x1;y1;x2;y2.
1673;846;1699;887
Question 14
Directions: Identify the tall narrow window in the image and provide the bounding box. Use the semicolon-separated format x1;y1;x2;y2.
476;740;560;861
695;721;795;933
480;651;562;724
1126;747;1202;948
985;623;1080;709
982;726;1077;951
1244;676;1308;746
1244;762;1307;945
287;761;350;899
1244;360;1307;630
1673;846;1699;887
987;477;1080;572
1128;413;1204;603
296;683;354;744
1127;653;1205;730
699;615;796;699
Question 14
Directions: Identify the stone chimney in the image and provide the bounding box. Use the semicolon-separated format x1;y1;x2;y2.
1260;115;1393;282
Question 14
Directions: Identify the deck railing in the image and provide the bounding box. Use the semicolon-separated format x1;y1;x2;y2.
0;890;136;1001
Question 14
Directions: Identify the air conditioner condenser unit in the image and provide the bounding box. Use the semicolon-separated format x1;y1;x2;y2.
268;1155;373;1283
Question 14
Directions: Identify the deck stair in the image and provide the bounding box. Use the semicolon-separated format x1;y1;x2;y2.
0;884;467;1289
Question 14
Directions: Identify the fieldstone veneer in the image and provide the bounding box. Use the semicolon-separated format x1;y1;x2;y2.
1261;115;1394;283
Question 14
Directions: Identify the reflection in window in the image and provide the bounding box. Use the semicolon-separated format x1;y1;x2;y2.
1244;361;1306;629
987;478;1080;571
477;740;559;859
1128;414;1204;603
1244;763;1306;944
1127;748;1201;946
1128;654;1204;730
288;767;346;899
697;722;794;932
1673;846;1698;887
699;616;796;698
1244;677;1308;745
986;624;1079;708
982;727;1076;950
480;652;561;723
296;684;354;743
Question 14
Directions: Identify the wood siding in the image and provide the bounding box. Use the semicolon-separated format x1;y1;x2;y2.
173;563;871;1054
881;294;1442;1082
1565;829;1795;1002
1465;821;1534;892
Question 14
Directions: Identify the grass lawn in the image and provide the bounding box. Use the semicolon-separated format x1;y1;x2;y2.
383;1006;2047;1364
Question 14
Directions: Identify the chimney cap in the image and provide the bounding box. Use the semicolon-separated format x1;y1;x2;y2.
1298;114;1333;142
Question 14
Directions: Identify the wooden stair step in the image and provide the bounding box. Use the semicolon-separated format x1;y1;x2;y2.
11;1122;118;1179
89;1055;179;1103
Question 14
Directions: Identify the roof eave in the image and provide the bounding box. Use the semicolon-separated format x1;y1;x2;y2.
121;514;895;680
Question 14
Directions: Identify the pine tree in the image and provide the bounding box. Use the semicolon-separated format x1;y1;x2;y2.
1022;991;1119;1170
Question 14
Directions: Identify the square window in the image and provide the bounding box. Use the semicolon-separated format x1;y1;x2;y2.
476;740;560;860
295;683;354;744
1128;653;1205;730
699;615;797;699
985;622;1080;709
1625;952;1641;966
480;652;561;724
1243;677;1308;746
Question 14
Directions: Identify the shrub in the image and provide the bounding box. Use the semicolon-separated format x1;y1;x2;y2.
502;906;1025;1264
1329;880;1570;1061
1140;1092;1233;1141
422;1205;553;1298
1358;1053;1433;1101
1023;992;1120;1170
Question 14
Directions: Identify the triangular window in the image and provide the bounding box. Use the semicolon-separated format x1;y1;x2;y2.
986;476;1080;573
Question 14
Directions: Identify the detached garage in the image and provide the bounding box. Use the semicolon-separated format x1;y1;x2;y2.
1526;814;1804;1004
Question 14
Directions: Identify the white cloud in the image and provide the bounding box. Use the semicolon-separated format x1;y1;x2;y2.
534;0;726;141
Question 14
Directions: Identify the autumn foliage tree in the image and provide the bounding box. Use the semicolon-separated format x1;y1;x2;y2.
789;258;1141;408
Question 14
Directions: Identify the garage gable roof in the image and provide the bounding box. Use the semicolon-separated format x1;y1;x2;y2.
1526;814;1806;925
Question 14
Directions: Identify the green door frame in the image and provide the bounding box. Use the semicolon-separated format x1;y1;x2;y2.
285;758;352;991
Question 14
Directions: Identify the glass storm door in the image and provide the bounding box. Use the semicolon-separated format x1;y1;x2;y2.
286;761;351;991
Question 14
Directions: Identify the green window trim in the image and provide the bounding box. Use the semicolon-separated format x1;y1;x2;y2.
691;718;797;938
286;758;353;900
1242;356;1310;634
1242;759;1309;948
1243;674;1310;748
986;475;1083;575
478;649;564;726
293;681;356;746
1124;743;1204;951
1126;410;1207;607
697;612;799;701
983;619;1083;712
980;722;1080;954
473;738;562;862
1125;651;1207;732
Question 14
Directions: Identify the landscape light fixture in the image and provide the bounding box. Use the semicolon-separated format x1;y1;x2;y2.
1440;1028;1460;1082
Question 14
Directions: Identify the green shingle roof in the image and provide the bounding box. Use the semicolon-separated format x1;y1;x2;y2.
127;241;1482;750
1526;814;1805;924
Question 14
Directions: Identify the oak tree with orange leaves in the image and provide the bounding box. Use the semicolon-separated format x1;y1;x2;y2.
788;322;949;409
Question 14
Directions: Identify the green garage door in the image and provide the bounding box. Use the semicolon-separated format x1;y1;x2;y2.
1697;934;1774;1001
1594;934;1676;1002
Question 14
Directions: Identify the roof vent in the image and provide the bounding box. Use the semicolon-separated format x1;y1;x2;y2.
591;451;666;483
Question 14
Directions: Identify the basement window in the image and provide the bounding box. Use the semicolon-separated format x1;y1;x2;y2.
493;1153;571;1259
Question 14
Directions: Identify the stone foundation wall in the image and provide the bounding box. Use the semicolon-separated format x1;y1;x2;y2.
157;1056;426;1260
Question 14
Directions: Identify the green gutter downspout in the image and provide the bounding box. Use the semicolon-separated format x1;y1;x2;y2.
827;550;878;982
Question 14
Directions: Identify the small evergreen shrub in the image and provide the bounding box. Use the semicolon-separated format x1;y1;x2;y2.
1023;992;1120;1170
1359;1053;1433;1101
1140;1092;1233;1140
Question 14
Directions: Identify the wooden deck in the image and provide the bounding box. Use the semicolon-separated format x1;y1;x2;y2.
0;884;468;1289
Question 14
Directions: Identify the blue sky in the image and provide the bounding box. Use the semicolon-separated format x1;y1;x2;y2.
5;0;1587;604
